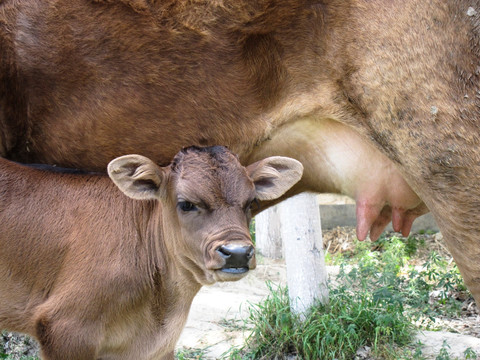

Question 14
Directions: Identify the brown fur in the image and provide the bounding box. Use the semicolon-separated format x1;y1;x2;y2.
1;0;480;303
0;146;302;359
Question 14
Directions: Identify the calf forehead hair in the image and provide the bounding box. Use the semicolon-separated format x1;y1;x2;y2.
171;146;254;206
171;146;236;169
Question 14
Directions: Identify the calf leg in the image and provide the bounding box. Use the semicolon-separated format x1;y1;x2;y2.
35;315;100;360
159;350;174;360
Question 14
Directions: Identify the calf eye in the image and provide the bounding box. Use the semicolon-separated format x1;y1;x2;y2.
178;201;198;212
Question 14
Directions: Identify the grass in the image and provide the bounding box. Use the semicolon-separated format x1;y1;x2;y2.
226;232;476;360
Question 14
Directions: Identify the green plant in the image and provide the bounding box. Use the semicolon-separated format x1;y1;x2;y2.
0;355;37;360
464;347;478;360
435;340;452;360
249;218;256;245
228;232;473;360
229;277;414;360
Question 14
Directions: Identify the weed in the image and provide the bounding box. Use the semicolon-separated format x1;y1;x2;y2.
249;219;256;244
464;347;478;360
229;280;413;360
435;340;452;360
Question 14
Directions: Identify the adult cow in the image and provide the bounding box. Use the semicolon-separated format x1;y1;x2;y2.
0;145;303;359
1;0;480;303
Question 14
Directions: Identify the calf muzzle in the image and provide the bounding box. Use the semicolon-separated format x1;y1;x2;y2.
216;244;254;274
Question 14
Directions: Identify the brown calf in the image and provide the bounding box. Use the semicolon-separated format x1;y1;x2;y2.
0;146;302;360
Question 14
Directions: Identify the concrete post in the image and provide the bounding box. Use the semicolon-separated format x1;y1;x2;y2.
255;206;283;259
278;193;329;319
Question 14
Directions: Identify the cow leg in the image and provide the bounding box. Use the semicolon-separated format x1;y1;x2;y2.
450;253;480;306
430;211;480;305
35;315;100;360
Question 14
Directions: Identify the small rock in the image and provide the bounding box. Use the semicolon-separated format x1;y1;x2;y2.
355;345;372;359
467;7;477;17
434;232;443;242
0;332;40;359
416;331;480;360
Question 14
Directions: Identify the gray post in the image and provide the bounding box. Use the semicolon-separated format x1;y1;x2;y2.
278;193;329;319
255;206;283;259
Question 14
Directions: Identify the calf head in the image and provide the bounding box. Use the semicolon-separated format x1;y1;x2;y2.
108;146;303;284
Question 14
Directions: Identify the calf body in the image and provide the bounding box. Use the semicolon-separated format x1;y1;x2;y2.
0;146;302;359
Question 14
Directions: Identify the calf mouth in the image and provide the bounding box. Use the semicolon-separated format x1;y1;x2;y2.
213;267;251;282
219;267;249;274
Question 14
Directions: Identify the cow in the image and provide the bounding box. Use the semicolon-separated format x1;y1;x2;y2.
0;145;303;360
0;0;479;304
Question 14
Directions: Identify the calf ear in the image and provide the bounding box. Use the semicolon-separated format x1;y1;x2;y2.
246;156;303;201
107;155;166;200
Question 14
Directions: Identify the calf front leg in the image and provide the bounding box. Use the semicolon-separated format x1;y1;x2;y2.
159;350;174;360
35;315;100;360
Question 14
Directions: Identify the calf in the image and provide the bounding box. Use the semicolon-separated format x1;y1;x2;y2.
0;145;303;360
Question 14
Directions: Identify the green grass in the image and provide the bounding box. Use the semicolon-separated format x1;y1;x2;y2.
249;218;256;244
229;282;413;359
226;233;475;360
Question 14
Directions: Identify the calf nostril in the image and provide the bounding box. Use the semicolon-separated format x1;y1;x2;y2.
217;246;232;258
246;245;254;260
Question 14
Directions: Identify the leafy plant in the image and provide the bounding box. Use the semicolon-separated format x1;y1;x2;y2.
464;347;478;360
229;277;414;360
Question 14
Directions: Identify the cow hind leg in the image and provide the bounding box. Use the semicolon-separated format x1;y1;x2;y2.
441;239;480;306
35;315;100;360
428;206;480;307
